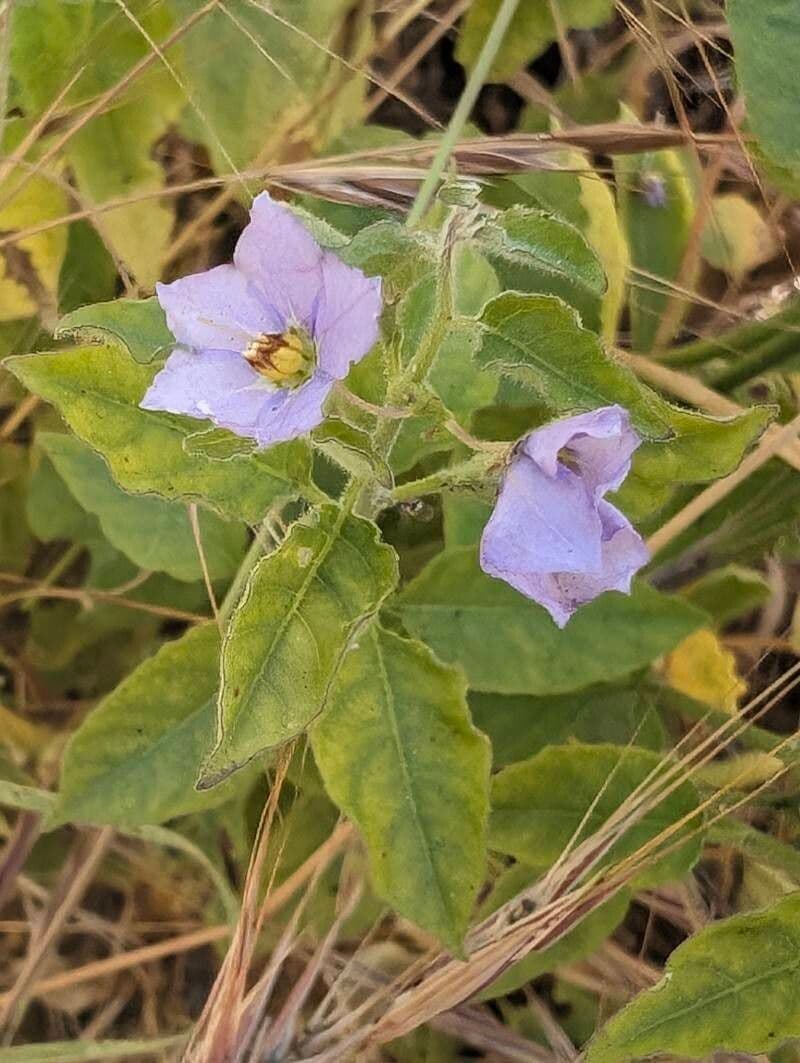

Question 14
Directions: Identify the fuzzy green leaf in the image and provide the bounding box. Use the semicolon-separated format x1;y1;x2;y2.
728;0;800;172
51;625;251;828
5;345;311;523
470;292;672;438
201;507;398;787
457;0;614;80
491;743;702;888
587;892;800;1061
397;547;705;695
312;625;490;951
56;298;172;364
39;433;246;582
479;206;606;296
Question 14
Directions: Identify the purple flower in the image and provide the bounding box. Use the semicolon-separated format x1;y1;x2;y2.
141;192;382;447
480;406;649;628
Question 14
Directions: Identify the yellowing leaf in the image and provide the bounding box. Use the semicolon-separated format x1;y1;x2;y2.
701;194;777;279
0;171;68;320
665;629;746;714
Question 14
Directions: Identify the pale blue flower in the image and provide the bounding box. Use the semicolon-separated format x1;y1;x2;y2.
141;193;382;446
480;406;649;627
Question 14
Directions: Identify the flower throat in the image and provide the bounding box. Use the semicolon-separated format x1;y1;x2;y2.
244;325;315;387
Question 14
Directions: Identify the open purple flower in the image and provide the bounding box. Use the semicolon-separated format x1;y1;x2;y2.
480;406;649;628
141;192;382;447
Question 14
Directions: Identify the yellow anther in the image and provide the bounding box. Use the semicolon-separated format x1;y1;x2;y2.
244;328;314;386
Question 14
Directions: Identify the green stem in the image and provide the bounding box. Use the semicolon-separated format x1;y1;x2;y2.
405;0;522;227
392;446;507;503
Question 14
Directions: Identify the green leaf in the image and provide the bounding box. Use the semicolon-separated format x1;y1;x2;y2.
615;139;697;351
399;276;497;424
343;220;437;297
312;625;490;951
0;750;54;815
201;506;398;787
650;461;800;569
616;404;773;521
470;292;672;438
5;345;311;522
51;624;252;828
182;426;258;462
397;547;705;695
56;298;172;364
490;146;630;341
457;0;614;80
471;680;665;768
442;494;492;549
26;450;99;544
58;221;118;315
728;0;800;172
313;418;392;487
39;432;246;582
478;206;606;297
681;565;773;627
586;892;800;1062
491;744;702;888
172;0;365;175
478;863;631;999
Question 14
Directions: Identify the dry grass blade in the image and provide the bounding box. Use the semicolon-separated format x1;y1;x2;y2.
1;827;113;1037
184;752;292;1062
0;571;210;624
0;813;41;914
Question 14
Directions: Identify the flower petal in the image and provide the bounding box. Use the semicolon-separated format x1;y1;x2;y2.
234;192;324;329
156;265;279;352
522;405;641;496
252;372;333;447
480;452;603;581
313;252;383;379
141;347;278;435
517;502;649;627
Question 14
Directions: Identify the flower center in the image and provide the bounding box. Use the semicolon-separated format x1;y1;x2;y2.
244;326;315;387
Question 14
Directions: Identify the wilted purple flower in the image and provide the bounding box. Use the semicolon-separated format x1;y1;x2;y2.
141;192;382;446
480;406;649;628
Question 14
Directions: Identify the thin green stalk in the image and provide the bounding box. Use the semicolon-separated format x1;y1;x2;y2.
405;0;522;226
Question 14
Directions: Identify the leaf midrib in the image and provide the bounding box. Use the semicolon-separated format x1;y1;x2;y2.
221;507;351;741
599;953;800;1053
374;634;456;936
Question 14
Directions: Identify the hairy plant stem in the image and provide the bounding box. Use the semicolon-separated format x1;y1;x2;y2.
356;222;459;517
405;0;522;226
